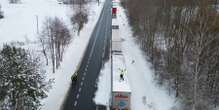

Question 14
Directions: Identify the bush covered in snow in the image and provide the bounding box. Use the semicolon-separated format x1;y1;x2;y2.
71;9;88;35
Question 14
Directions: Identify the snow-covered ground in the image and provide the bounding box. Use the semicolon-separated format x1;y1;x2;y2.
0;0;105;109
94;2;180;110
0;0;71;45
94;61;111;106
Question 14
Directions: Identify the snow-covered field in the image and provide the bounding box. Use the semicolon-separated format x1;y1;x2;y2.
94;2;180;110
0;0;71;45
0;0;105;109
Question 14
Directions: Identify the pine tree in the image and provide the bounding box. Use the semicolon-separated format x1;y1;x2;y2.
0;44;47;110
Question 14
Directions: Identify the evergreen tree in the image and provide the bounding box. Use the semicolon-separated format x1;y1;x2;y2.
0;44;47;110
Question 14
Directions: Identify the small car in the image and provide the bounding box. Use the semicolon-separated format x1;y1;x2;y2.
71;72;78;83
0;11;4;19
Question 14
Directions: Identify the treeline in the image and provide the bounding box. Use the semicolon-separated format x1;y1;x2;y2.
62;0;100;35
39;17;71;73
0;44;48;110
121;0;219;110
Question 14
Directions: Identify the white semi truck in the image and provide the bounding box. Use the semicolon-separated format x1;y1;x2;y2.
112;55;131;110
111;13;131;110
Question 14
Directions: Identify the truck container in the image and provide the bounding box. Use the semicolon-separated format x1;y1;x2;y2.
112;55;131;110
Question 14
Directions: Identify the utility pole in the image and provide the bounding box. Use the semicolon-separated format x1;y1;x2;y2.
36;15;39;34
110;0;113;108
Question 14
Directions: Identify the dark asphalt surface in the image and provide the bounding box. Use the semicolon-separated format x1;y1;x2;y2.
62;0;112;110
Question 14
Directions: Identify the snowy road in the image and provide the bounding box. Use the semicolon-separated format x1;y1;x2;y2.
61;0;111;110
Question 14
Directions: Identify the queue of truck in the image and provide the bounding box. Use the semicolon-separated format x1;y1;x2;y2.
111;0;132;109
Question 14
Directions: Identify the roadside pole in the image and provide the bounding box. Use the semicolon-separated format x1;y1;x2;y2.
36;15;39;34
110;1;113;109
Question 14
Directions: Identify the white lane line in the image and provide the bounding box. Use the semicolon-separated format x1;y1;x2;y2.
86;64;89;68
85;67;88;72
102;52;105;58
80;82;84;86
83;72;86;76
79;87;82;92
82;77;85;81
76;94;80;99
74;101;77;106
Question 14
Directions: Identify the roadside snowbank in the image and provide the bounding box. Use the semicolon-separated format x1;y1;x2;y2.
94;2;179;110
94;61;111;106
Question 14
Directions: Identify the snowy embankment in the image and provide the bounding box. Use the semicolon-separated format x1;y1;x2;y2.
94;2;179;110
94;61;111;106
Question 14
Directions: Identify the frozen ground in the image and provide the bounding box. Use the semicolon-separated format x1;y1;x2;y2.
0;0;105;109
94;1;179;110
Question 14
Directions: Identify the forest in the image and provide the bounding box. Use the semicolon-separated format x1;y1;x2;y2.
121;0;219;110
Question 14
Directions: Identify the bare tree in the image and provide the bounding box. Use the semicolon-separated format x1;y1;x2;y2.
39;17;71;73
122;0;219;109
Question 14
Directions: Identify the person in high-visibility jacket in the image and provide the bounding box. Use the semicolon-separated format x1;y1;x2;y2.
118;68;127;81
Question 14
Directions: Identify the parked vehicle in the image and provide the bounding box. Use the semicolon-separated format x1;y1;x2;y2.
71;71;78;83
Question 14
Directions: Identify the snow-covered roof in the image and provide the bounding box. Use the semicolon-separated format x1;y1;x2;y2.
112;0;120;5
112;18;119;26
112;41;122;53
112;26;122;53
113;55;131;92
112;29;121;42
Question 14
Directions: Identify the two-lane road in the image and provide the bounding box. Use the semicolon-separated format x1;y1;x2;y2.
62;0;112;110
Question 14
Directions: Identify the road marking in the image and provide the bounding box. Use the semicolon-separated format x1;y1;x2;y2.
86;64;89;68
81;82;84;86
102;52;105;58
83;72;86;76
74;101;77;106
96;106;99;110
82;77;85;81
79;87;82;92
85;67;88;72
76;93;80;99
